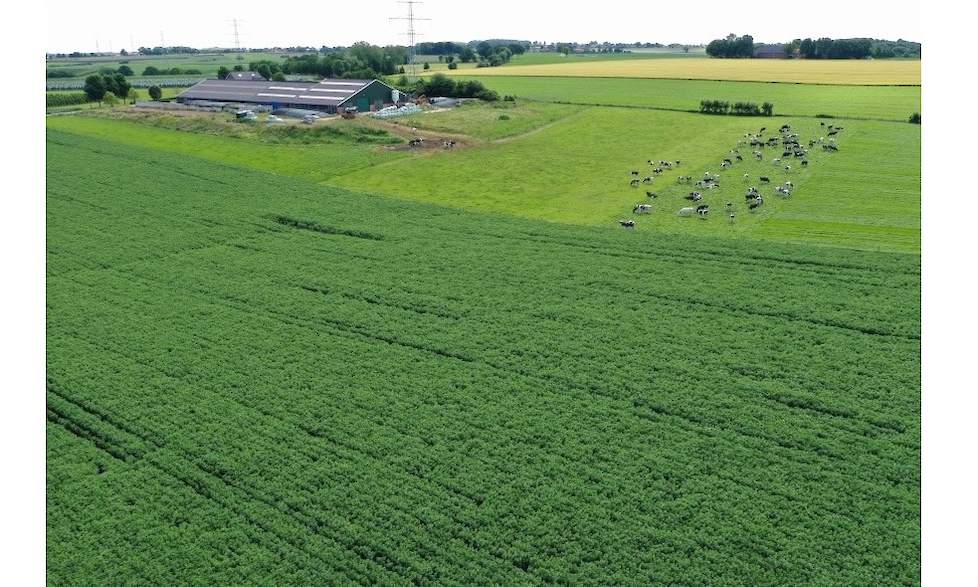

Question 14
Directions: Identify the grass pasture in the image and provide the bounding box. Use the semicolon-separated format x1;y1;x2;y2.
48;130;920;585
441;76;921;121
445;57;921;85
333;106;920;252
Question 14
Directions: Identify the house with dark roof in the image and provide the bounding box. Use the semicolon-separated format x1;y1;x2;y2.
226;71;267;81
176;78;399;113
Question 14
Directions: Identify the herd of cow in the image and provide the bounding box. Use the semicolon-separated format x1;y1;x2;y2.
618;122;843;229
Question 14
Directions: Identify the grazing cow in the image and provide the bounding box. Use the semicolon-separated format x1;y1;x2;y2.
772;158;781;165
784;165;791;172
729;213;736;222
696;204;710;217
735;154;743;161
619;219;636;228
409;137;424;147
743;173;750;183
801;160;809;166
642;176;654;184
678;207;695;217
759;127;767;133
630;179;640;187
725;201;733;208
633;203;652;214
646;191;658;199
630;170;640;176
685;191;703;201
675;160;681;166
653;167;664;174
749;198;763;211
754;151;763;160
760;176;770;183
720;161;731;169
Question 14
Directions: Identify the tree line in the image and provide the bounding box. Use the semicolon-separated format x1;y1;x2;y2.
707;33;919;59
700;100;773;116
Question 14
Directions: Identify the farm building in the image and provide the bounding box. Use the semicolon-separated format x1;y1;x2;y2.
176;78;399;113
754;44;787;59
226;71;267;81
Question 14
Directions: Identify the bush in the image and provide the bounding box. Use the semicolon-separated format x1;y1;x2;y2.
46;69;74;79
447;61;458;70
503;95;515;102
909;112;921;124
423;62;430;70
46;92;89;107
699;100;730;115
700;99;771;116
117;65;134;76
142;66;161;76
761;102;774;116
148;86;162;101
498;114;510;120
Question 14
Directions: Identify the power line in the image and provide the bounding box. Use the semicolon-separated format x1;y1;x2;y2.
389;1;430;77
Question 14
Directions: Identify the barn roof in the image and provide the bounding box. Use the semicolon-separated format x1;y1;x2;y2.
177;78;391;109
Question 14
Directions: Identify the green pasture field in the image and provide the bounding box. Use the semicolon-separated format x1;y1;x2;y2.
387;100;580;140
45;87;188;113
48;129;919;585
334;106;920;252
443;76;922;121
46;115;408;182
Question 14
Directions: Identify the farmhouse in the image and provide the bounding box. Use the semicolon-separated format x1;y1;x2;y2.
176;78;398;113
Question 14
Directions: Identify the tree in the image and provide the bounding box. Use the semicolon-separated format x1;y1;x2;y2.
459;47;476;63
128;88;140;104
117;65;134;76
476;41;494;59
83;75;106;103
148;85;162;101
102;92;119;107
271;72;286;81
423;62;430;70
799;38;816;59
446;55;455;64
232;64;244;71
448;61;458;70
120;48;128;56
217;66;231;79
142;65;161;76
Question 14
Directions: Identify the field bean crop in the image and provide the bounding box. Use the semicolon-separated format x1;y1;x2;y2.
48;130;919;585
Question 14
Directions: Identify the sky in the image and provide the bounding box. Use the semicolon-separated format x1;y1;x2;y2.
46;0;921;54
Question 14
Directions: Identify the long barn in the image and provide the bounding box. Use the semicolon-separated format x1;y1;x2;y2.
175;78;398;113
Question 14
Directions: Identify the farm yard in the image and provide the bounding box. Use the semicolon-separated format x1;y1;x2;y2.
46;49;921;585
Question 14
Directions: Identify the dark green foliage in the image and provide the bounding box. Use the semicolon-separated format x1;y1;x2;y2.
909;112;920;124
46;92;89;107
147;86;162;101
117;65;134;76
706;34;755;58
46;131;920;586
217;65;231;79
447;61;458;70
701;99;772;116
282;43;407;78
82;75;106;102
46;69;75;78
795;37;874;59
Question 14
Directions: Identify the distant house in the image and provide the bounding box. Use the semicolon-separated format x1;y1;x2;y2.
754;44;786;59
226;71;267;81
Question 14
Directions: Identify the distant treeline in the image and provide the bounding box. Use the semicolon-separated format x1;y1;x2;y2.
707;33;919;59
706;35;756;58
394;73;500;101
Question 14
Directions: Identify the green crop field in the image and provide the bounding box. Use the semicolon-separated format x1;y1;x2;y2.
439;76;921;121
48;129;919;585
47;62;921;585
